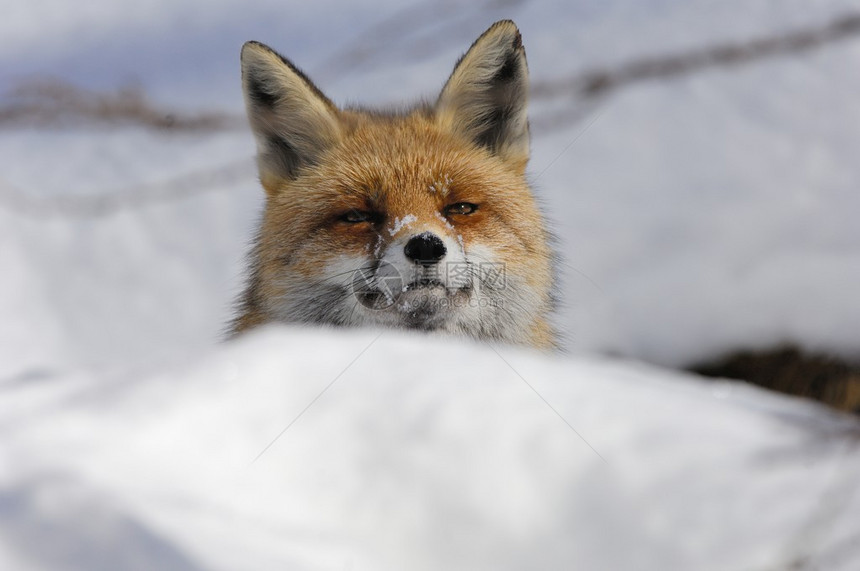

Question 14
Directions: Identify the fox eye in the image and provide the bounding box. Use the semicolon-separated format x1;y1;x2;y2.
340;210;380;224
444;202;478;216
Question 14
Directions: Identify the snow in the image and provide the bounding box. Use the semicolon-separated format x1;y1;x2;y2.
434;210;456;231
387;214;417;236
428;174;452;195
2;328;859;570
2;0;860;568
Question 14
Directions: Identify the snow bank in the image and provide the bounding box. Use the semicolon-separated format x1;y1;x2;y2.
1;328;858;570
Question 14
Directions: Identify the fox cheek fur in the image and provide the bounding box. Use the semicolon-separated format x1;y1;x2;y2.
231;20;557;349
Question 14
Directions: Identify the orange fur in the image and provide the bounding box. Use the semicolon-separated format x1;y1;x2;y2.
232;22;556;349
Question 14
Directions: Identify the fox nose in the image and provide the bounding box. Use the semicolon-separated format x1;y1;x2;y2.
404;232;446;265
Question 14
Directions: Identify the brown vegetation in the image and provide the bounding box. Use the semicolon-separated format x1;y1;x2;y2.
692;346;860;414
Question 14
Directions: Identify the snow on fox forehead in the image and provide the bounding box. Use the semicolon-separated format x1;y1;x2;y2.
427;173;452;196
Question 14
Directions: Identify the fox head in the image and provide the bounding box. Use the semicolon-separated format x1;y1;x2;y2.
233;20;556;349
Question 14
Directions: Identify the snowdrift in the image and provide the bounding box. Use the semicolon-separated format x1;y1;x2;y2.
2;327;858;570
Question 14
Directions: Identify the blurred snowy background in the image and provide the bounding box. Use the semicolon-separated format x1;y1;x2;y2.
3;0;860;372
2;1;860;569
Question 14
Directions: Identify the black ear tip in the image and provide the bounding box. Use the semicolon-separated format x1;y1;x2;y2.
480;20;524;54
241;41;265;63
241;41;285;66
489;19;519;31
512;30;523;50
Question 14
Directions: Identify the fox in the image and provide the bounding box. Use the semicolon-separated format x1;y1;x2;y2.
230;20;556;349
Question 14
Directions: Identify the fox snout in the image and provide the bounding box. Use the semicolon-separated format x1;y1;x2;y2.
404;232;447;266
389;228;467;291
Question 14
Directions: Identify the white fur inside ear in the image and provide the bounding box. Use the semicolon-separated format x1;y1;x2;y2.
436;21;530;163
241;42;342;184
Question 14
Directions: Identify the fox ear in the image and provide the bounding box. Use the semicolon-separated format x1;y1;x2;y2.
241;41;342;191
436;21;530;166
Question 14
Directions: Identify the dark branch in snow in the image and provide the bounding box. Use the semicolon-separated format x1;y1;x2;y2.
530;13;860;130
0;79;243;132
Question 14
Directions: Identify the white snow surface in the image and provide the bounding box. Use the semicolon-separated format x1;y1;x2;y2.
2;327;859;571
2;0;860;568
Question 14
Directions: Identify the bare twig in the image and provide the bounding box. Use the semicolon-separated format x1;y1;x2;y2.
5;11;860;216
5;13;859;135
0;79;243;131
533;12;860;101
